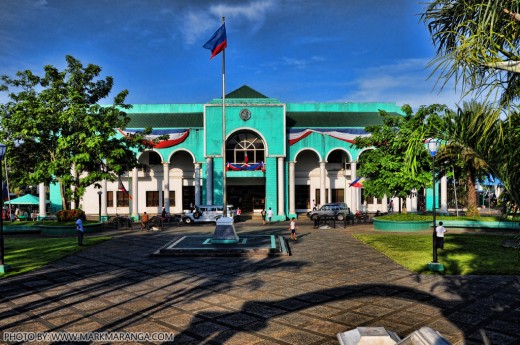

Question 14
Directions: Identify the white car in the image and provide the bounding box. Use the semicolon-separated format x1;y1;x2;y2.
182;205;235;224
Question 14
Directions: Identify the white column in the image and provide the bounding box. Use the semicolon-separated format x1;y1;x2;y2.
382;195;388;213
163;162;170;212
101;179;107;217
288;161;295;215
440;175;448;213
206;157;213;205
195;163;201;206
132;168;138;218
411;188;418;213
351;161;357;211
38;183;46;217
277;157;285;216
319;161;326;206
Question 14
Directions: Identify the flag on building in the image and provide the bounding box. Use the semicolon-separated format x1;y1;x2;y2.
203;23;227;59
349;177;365;188
118;176;133;200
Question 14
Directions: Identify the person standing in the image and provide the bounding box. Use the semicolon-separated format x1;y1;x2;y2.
236;207;242;222
141;211;150;231
261;208;266;225
76;213;85;246
289;217;298;240
267;207;273;224
435;221;447;250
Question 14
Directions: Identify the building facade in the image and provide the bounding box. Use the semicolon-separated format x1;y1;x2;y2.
44;85;444;220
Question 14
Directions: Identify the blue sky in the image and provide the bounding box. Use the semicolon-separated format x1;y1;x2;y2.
0;0;463;109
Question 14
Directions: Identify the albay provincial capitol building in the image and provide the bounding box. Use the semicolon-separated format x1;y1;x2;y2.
42;85;441;221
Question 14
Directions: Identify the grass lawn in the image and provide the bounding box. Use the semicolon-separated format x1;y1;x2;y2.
353;233;520;275
0;236;112;278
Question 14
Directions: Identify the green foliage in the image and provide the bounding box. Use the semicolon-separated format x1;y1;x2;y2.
354;233;520;275
0;236;111;278
0;55;155;210
56;209;84;222
421;1;520;106
353;104;448;203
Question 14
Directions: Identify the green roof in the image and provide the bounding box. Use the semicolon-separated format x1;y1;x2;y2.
286;111;387;127
226;85;268;99
126;113;203;128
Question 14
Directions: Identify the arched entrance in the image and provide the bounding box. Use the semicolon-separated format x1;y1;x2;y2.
225;130;266;213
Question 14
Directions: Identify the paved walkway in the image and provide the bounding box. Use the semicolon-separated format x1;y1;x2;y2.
1;219;519;344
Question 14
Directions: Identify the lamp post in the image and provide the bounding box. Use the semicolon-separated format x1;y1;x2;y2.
97;190;103;222
426;139;444;272
0;143;10;273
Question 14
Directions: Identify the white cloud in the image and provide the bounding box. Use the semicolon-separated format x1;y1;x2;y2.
181;0;275;45
340;58;465;110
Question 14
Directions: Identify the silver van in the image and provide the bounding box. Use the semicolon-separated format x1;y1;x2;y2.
182;205;235;224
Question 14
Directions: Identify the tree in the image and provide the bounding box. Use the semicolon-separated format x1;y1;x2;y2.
420;1;520;208
421;0;520;105
354;104;447;211
0;55;153;210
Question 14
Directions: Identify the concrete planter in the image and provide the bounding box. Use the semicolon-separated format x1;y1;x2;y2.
441;220;520;230
373;218;431;232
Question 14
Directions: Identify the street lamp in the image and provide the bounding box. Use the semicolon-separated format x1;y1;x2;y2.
97;190;103;222
0;143;10;273
426;139;444;272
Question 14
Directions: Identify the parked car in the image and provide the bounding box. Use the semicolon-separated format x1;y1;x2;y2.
307;202;351;221
182;205;235;224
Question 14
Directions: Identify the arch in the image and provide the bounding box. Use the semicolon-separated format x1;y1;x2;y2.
165;149;196;164
137;150;164;166
355;147;374;161
325;147;353;163
227;127;269;156
292;148;322;163
225;129;266;164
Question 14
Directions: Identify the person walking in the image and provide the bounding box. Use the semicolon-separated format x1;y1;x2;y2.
435;221;447;250
289;217;298;240
76;212;85;246
261;208;266;225
267;207;273;224
141;211;150;231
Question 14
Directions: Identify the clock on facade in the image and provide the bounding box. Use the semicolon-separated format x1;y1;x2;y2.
239;108;251;121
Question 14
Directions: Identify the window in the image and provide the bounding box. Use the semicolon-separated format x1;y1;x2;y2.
295;185;310;209
315;189;329;205
146;191;160;207
226;131;265;164
331;189;344;203
146;191;175;207
116;191;129;207
106;191;114;208
182;186;195;209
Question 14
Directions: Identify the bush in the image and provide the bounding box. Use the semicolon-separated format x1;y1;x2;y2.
56;209;84;222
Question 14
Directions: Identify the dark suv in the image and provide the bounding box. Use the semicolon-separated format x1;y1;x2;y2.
307;202;351;221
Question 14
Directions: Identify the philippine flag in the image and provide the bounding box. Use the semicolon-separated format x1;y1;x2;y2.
203;23;227;59
349;177;365;188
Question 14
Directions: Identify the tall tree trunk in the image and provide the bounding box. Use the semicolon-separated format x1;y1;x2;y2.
58;177;68;211
466;166;479;217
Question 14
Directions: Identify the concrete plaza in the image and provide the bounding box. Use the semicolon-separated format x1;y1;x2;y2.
0;219;519;344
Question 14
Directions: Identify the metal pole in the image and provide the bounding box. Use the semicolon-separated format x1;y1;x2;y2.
221;16;227;217
432;155;438;263
98;191;102;222
0;157;4;266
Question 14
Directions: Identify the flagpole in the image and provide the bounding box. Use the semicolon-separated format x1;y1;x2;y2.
221;16;227;217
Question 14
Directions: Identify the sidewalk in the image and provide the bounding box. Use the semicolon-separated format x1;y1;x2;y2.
0;219;519;344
